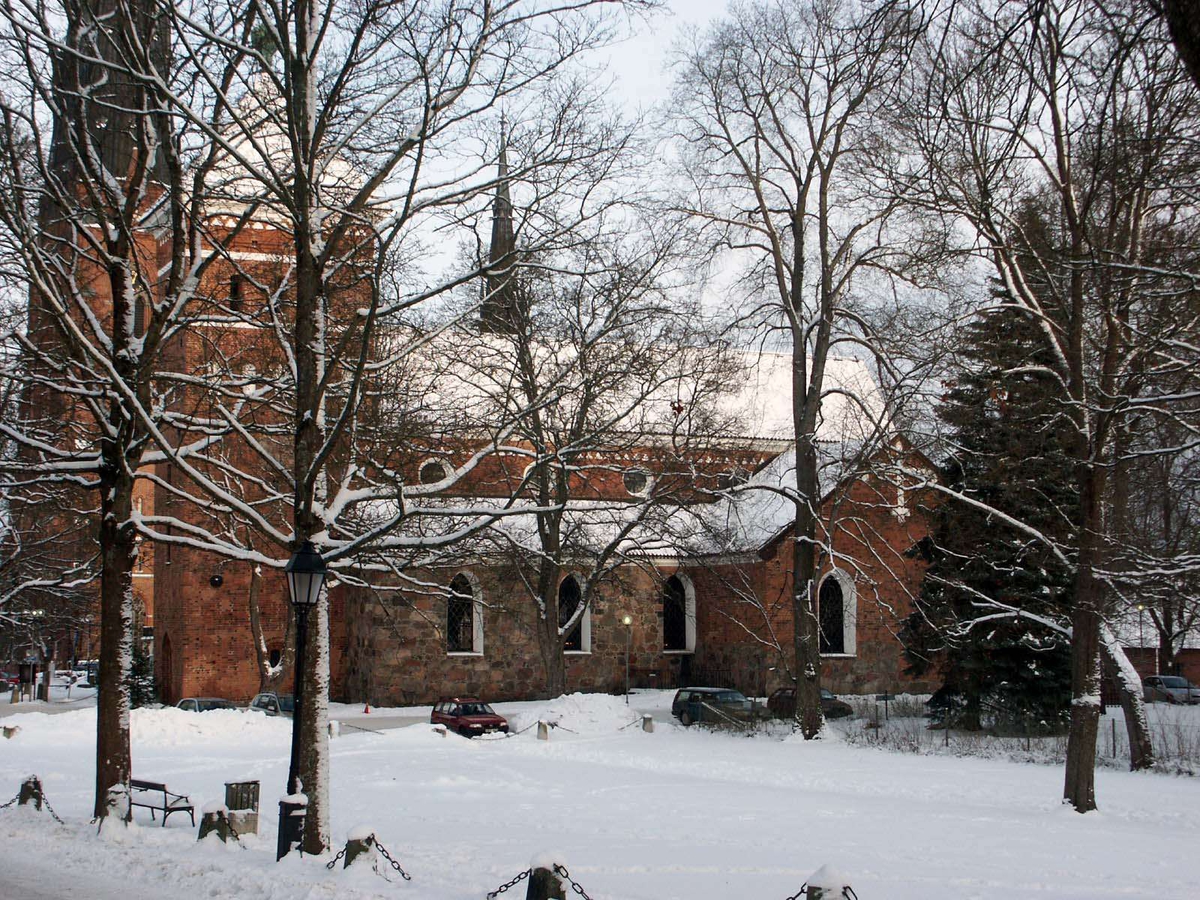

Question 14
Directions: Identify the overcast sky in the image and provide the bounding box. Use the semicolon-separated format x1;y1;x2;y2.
602;0;731;110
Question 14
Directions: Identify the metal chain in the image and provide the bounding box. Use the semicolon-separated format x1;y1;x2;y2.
325;846;348;870
39;794;65;825
486;867;531;898
553;864;594;900
0;788;63;824
374;840;413;881
783;884;808;900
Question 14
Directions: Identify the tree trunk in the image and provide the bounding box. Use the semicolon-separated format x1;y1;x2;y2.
1063;476;1105;812
1100;626;1154;771
299;592;330;854
94;465;136;823
791;440;824;740
249;561;295;693
535;600;567;699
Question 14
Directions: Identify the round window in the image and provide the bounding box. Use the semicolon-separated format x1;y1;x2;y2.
419;460;449;485
623;469;650;496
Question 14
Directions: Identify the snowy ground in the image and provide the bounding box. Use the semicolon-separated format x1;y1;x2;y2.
1;690;1198;899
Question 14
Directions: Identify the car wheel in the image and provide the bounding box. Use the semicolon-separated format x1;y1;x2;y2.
680;710;693;726
459;727;473;738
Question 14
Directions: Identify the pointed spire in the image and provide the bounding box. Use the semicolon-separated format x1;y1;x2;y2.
482;115;520;334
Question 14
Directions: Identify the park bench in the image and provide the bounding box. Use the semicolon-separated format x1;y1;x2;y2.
130;779;195;827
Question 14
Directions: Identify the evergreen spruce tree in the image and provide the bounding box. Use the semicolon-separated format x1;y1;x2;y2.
905;293;1075;731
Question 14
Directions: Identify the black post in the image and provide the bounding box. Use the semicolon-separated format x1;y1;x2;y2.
624;626;631;704
277;604;309;861
287;604;309;795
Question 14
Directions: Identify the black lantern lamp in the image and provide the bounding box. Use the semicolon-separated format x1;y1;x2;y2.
285;540;327;608
278;540;326;861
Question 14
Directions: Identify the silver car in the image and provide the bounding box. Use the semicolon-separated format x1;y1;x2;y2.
248;691;295;717
1143;675;1200;704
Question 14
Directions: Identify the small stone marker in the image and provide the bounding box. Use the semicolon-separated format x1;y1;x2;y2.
328;720;340;739
537;720;550;741
641;714;654;733
433;724;448;737
2;725;20;739
806;864;853;899
18;775;43;810
198;802;236;843
343;826;376;868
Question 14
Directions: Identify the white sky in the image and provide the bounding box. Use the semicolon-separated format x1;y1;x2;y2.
601;0;731;110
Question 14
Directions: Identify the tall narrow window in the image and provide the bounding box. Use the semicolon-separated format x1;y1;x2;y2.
229;276;244;313
447;574;475;653
819;575;847;655
663;576;688;651
559;575;584;651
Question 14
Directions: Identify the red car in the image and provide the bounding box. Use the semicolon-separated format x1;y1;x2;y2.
431;698;509;737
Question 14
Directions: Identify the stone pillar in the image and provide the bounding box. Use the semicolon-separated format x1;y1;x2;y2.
537;720;550;741
642;715;654;733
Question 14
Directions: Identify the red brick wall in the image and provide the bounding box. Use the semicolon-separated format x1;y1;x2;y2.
691;472;941;697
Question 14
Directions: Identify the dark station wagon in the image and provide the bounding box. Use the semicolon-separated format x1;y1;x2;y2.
431;698;509;737
671;687;754;726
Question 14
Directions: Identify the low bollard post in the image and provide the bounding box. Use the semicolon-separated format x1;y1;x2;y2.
343;827;376;868
537;720;550;741
806;864;855;899
18;775;43;810
642;714;654;733
526;865;565;900
276;795;307;860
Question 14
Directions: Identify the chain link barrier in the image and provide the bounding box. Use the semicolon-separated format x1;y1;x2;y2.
553;863;594;900
376;839;413;881
486;867;531;897
324;833;411;881
0;785;64;824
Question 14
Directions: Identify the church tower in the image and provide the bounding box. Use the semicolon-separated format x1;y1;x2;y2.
480;123;523;333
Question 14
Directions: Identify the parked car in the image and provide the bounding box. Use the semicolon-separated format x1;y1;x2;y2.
0;670;17;687
430;699;509;737
177;697;239;712
248;691;295;717
671;687;754;726
766;687;854;720
1143;675;1200;705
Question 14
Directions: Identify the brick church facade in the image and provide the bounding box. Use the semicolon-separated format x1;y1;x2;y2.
19;123;940;705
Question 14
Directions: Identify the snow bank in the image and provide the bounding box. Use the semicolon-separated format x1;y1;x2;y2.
507;693;641;736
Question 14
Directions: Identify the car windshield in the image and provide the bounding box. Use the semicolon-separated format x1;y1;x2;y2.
714;691;748;705
277;695;295;712
459;702;494;716
197;700;233;711
1159;677;1190;689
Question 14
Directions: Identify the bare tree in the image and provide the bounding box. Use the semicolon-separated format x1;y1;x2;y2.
668;0;931;737
895;0;1200;809
118;0;657;853
0;0;259;823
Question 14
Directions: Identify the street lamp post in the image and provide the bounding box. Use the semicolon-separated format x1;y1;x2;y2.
1137;603;1147;676
277;540;326;861
622;615;633;704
